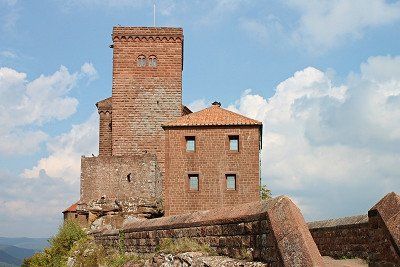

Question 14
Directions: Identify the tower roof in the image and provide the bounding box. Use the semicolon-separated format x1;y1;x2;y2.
162;103;262;128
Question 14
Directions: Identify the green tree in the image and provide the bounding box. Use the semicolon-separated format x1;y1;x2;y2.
260;184;272;200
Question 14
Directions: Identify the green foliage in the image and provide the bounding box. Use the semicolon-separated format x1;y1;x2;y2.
260;184;272;200
68;236;107;267
156;238;216;255
118;231;126;254
22;220;86;267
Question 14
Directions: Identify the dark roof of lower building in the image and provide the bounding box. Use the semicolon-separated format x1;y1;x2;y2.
63;202;78;213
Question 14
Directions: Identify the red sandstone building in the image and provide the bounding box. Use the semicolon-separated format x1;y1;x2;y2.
64;27;262;224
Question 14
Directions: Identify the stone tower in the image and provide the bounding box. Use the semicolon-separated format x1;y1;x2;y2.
110;27;184;172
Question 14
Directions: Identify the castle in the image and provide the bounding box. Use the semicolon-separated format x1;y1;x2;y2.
63;27;262;227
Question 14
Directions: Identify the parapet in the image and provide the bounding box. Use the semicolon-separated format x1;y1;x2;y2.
112;27;183;42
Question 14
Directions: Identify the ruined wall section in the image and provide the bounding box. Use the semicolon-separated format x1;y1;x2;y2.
111;27;183;176
80;154;162;215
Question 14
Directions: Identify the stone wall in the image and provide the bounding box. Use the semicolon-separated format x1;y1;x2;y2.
93;196;324;267
308;215;370;259
164;126;261;216
309;192;400;266
80;154;162;215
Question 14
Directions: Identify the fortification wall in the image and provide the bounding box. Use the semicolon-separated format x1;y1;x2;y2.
80;154;162;208
309;192;400;266
93;196;324;266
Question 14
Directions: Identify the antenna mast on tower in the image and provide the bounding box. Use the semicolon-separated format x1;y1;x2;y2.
153;3;156;27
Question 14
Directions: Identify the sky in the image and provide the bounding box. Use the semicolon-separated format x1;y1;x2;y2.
0;0;399;238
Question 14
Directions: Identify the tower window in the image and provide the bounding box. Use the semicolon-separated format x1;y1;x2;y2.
148;55;157;67
186;136;195;151
189;174;199;191
137;55;146;67
229;135;239;151
226;174;236;190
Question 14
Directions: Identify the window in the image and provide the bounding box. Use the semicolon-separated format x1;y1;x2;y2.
189;174;199;191
226;174;236;190
186;136;195;151
229;135;239;151
148;55;157;67
137;55;146;67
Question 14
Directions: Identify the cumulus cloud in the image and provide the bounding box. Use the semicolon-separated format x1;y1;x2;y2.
188;99;209;112
288;0;400;51
0;170;79;237
22;112;99;183
0;63;98;155
227;55;400;220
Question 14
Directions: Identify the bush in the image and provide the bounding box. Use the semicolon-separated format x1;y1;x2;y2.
22;220;86;267
260;185;272;200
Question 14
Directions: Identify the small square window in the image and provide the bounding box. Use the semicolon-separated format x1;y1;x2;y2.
186;136;195;151
226;174;236;190
229;136;239;151
189;174;199;191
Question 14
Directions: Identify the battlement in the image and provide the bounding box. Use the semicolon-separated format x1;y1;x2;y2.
112;27;183;41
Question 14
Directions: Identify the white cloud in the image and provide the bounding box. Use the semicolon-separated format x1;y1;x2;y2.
22;112;99;183
188;99;208;112
80;62;98;82
227;55;400;220
0;170;79;237
0;63;97;155
287;0;400;50
0;50;17;58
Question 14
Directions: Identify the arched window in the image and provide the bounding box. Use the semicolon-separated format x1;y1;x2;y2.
137;55;146;67
148;55;157;67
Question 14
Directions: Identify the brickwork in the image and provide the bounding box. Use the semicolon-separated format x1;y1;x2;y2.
163;125;261;216
80;154;162;207
308;215;370;259
93;196;324;266
111;27;184;177
309;192;400;266
97;97;113;156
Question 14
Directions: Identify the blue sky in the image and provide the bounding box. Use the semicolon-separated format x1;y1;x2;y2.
0;0;399;237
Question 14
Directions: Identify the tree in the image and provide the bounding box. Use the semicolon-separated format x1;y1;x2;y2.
260;184;272;200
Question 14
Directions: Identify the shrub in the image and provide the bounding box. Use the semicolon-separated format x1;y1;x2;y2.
260;185;272;200
22;220;86;267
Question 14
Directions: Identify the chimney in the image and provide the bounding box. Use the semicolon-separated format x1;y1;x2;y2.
212;101;221;107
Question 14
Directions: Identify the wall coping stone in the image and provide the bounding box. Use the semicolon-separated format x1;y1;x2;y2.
307;214;368;229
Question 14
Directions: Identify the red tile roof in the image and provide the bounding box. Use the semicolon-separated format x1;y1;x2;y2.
163;104;262;127
63;202;78;213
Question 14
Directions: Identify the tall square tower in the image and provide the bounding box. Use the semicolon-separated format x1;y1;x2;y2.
111;27;184;171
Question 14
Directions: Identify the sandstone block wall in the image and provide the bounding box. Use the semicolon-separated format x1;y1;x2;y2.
308;215;370;259
97;97;112;156
111;27;183;177
164;126;261;216
309;192;400;266
80;154;162;206
93;196;324;267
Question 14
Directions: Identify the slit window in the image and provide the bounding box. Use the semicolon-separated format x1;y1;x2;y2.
186;136;195;151
226;174;236;190
189;174;199;191
229;135;239;151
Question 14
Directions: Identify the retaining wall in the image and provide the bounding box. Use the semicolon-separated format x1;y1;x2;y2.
93;196;324;266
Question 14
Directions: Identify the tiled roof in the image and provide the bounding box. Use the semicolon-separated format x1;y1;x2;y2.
163;104;262;127
63;202;78;213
